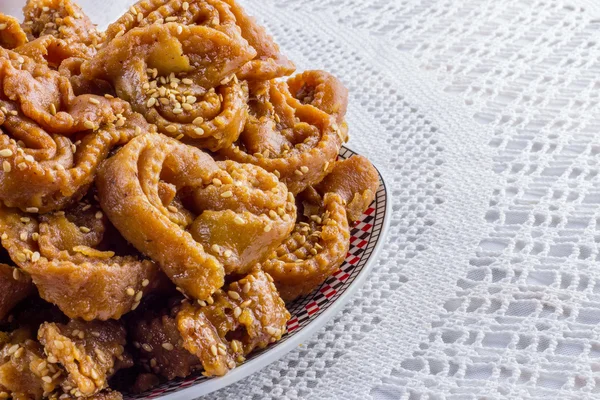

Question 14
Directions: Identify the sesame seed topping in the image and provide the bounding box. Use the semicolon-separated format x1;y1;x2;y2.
88;98;100;105
95;211;103;219
0;149;12;157
166;125;177;133
243;282;250;293
218;346;226;355
20;217;30;223
79;226;91;233
142;343;152;352
240;300;252;308
210;345;218;356
147;97;156;108
42;376;53;383
264;225;272;232
221;191;233;198
32;232;39;241
126;287;135;296
162;343;174;351
172;108;183;114
183;1;190;10
234;216;245;225
182;78;194;85
233;307;242;318
0;24;6;31
84;120;95;130
132;301;140;310
177;25;183;34
197;299;207;306
142;279;149;287
165;16;177;22
50;103;57;115
224;249;232;258
31;252;40;262
0;233;6;240
193;127;204;136
135;291;143;302
269;210;278;219
228;290;241;300
12;269;19;280
19;232;27;241
207;296;214;305
294;169;303;176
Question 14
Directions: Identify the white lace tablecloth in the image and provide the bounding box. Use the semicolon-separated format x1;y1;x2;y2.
7;0;600;398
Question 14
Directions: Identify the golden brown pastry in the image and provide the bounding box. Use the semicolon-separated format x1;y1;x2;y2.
38;319;132;397
82;21;253;151
0;201;163;321
263;156;378;301
219;71;348;194
103;0;294;81
22;0;101;58
130;269;289;378
0;47;152;213
97;133;295;301
0;14;28;50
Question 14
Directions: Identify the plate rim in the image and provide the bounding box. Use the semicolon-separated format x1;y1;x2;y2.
146;146;390;400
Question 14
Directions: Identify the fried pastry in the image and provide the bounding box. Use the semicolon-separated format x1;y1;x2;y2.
82;22;253;151
97;133;295;300
263;156;378;301
0;201;163;321
130;269;289;378
103;0;294;81
219;71;348;194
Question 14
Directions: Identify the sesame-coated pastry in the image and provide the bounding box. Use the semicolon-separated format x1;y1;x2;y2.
218;71;348;194
82;22;253;151
102;0;294;81
129;269;289;379
0;199;163;321
96;133;295;300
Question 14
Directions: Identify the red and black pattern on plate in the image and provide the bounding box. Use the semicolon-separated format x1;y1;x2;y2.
127;146;388;399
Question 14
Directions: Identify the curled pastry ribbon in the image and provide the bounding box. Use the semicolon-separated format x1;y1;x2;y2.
83;22;253;151
103;0;295;81
130;269;289;378
0;0;101;69
0;47;151;213
219;70;350;195
0;319;131;398
263;155;379;301
0;197;163;321
97;133;295;301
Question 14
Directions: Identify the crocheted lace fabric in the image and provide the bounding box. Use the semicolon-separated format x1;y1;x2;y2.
6;0;600;398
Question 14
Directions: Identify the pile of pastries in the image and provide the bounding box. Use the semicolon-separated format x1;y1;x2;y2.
0;0;380;398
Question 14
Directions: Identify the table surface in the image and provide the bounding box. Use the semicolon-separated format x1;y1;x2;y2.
5;0;600;398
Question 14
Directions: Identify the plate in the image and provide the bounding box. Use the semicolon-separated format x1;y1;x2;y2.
125;146;390;399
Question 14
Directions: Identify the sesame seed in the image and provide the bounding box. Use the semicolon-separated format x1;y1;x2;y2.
130;6;137;15
233;307;242;318
294;169;303;176
224;250;232;258
212;178;222;186
166;125;177;133
221;191;233;198
183;1;189;10
167;205;178;212
12;269;19;280
147;98;156;108
162;343;174;351
137;13;143;22
31;252;40;262
20;217;30;223
165;16;177;22
84;120;95;130
53;340;64;349
42;376;53;383
264;225;272;232
126;287;135;296
218;346;226;355
32;232;39;241
175;134;184;140
19;232;27;241
207;296;214;305
135;291;143;302
172;108;183;114
142;344;152;352
265;326;279;336
0;24;6;31
16;252;26;262
269;210;278;219
9;111;16;116
135;126;142;135
182;78;194;85
49;103;57;115
132;302;140;310
0;233;5;240
234;216;245;225
210;345;218;356
0;149;12;157
142;279;149;287
193;127;205;136
311;215;322;223
88;98;100;105
177;25;183;34
182;103;193;111
79;226;90;233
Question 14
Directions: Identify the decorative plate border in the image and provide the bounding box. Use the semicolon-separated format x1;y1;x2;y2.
125;146;390;400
